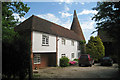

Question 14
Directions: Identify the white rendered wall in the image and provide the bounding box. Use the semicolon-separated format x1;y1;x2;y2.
57;37;79;66
32;31;56;53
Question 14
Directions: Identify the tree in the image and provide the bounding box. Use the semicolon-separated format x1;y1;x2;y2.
2;2;31;79
92;2;120;40
79;40;86;54
2;2;30;41
86;36;105;62
2;34;30;79
92;2;120;71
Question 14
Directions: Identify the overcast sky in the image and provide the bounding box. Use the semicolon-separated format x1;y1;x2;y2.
13;1;98;43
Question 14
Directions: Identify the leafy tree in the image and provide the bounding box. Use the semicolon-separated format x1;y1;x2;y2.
92;2;120;71
86;36;105;62
92;2;120;40
2;2;31;79
2;2;30;40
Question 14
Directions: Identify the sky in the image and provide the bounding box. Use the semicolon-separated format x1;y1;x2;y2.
13;2;98;43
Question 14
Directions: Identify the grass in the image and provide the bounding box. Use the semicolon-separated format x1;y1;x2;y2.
33;73;41;78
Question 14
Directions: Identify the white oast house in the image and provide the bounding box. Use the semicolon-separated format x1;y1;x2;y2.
15;10;85;70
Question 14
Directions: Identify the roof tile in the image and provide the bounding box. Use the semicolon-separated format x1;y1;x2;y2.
15;15;82;41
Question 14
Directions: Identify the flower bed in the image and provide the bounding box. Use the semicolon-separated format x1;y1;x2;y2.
69;61;77;66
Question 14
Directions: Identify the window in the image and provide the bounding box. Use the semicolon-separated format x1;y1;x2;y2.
33;54;41;64
71;53;74;58
71;40;74;46
42;35;49;46
62;38;65;45
61;54;66;57
77;42;80;50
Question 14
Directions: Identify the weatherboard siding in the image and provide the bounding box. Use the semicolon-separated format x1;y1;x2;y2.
57;37;79;66
32;31;56;53
32;31;80;66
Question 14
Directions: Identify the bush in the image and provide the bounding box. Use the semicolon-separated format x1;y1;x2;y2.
60;57;69;67
73;59;78;62
86;36;105;61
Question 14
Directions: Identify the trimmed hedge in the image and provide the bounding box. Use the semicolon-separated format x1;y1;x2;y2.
60;57;69;67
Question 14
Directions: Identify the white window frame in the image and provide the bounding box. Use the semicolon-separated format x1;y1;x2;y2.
62;38;65;45
33;54;41;64
61;54;66;57
71;53;74;58
42;34;49;46
71;40;74;46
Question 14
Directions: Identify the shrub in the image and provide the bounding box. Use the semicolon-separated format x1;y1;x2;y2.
73;59;78;62
86;36;105;61
60;57;69;67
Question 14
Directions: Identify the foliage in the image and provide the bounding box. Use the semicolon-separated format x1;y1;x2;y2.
79;40;86;44
2;33;30;79
2;2;30;79
79;40;86;54
2;2;30;41
92;2;120;72
86;36;105;61
2;2;30;28
92;2;120;40
73;58;78;62
60;57;69;67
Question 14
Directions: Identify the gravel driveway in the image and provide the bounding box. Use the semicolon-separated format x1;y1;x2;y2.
33;63;119;78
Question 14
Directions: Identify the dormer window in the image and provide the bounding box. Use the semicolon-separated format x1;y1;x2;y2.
42;34;49;46
62;38;65;45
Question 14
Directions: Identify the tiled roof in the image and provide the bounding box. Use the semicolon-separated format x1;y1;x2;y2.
15;15;83;41
71;10;85;41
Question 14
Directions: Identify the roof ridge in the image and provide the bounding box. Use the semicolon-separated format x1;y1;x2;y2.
32;15;74;32
15;14;83;41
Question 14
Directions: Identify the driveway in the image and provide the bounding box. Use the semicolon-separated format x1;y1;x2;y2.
33;63;119;78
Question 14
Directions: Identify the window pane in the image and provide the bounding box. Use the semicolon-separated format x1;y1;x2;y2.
61;54;66;57
62;38;65;45
33;54;41;64
72;53;74;58
42;35;49;45
71;40;74;46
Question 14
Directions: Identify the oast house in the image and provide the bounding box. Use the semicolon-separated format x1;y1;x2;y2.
15;10;85;70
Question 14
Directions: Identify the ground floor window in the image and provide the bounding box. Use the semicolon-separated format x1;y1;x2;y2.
71;53;74;58
61;54;66;57
33;54;41;64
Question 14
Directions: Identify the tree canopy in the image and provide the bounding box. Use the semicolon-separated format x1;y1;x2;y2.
92;2;120;71
2;2;30;42
86;36;105;61
92;2;120;40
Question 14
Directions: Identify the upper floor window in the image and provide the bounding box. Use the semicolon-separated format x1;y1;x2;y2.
71;40;74;46
78;42;80;50
62;38;65;45
33;54;41;64
42;34;49;46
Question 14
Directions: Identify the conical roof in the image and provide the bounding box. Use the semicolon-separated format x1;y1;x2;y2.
71;10;85;41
